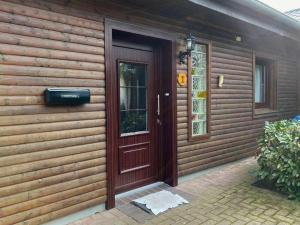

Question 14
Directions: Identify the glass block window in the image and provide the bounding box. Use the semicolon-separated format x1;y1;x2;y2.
190;43;208;137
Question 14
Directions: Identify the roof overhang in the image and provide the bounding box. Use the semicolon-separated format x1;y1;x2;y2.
188;0;300;42
104;0;300;56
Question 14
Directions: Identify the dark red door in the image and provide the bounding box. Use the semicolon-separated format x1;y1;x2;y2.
111;43;159;193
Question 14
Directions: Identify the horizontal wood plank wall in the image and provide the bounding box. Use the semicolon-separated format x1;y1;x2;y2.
297;63;300;114
177;40;298;176
277;57;298;117
0;1;106;225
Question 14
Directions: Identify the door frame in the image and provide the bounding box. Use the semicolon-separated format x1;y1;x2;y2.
105;18;177;209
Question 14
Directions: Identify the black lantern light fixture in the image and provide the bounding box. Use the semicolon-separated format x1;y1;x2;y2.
179;33;195;64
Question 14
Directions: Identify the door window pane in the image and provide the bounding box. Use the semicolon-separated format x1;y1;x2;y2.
119;62;148;135
120;63;146;87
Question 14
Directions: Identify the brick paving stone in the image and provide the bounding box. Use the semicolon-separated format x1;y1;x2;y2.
69;158;300;225
236;208;251;216
247;221;262;225
231;221;248;225
263;208;278;216
262;221;275;225
242;198;255;204
201;219;218;225
187;220;204;225
192;214;209;223
250;208;265;216
216;220;232;225
210;206;227;215
274;214;294;224
219;214;237;223
203;212;223;222
232;213;252;223
257;214;277;223
222;208;236;215
247;214;266;223
276;209;291;216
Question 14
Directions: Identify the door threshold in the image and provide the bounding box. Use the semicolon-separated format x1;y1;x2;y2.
116;182;165;199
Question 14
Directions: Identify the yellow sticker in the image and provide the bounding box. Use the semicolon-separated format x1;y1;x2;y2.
197;91;207;99
177;72;187;86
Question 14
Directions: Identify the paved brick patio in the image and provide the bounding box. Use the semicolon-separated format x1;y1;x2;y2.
70;158;300;225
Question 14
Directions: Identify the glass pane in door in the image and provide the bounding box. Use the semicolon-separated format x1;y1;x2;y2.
119;62;148;135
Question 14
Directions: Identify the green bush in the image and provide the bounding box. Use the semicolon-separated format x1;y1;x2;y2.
257;120;300;200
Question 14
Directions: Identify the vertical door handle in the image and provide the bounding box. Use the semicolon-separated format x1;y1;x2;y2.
157;94;160;116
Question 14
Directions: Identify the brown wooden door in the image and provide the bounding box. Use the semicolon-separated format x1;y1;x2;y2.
111;43;159;193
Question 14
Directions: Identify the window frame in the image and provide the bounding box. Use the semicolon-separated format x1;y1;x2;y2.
188;39;212;141
253;52;278;116
255;59;270;109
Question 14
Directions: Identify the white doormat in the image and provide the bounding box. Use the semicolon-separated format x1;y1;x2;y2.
132;190;189;215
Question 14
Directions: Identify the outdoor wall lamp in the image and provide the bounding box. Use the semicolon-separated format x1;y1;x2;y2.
179;33;195;64
235;35;242;42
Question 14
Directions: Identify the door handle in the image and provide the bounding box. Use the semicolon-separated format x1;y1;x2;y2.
157;94;160;116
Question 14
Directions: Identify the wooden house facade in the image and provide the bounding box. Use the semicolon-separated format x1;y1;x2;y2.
0;0;299;224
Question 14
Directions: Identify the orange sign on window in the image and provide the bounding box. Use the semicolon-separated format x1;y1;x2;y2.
177;72;187;86
197;91;207;99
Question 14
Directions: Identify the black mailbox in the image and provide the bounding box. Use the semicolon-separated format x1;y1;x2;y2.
44;88;90;106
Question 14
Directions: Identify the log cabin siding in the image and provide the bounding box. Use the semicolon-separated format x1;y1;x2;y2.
177;41;299;176
298;63;300;113
0;1;106;224
277;57;298;117
0;0;299;224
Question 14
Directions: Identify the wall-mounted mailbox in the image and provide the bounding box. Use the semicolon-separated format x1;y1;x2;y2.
44;88;90;106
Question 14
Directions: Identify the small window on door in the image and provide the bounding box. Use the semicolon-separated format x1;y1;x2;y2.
254;56;277;112
119;62;148;136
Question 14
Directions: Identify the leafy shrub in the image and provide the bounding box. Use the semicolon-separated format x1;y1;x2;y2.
257;120;300;200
